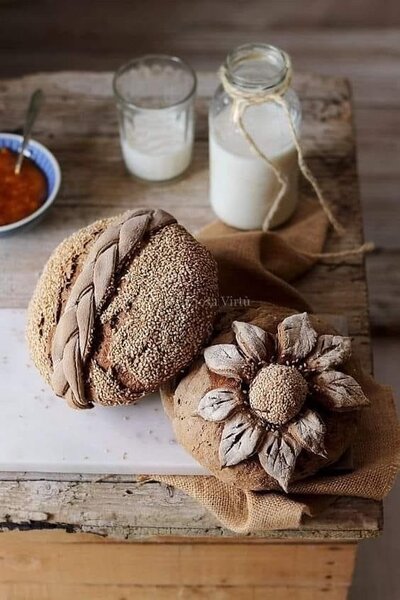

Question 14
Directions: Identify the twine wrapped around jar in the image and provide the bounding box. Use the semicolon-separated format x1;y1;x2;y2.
219;48;374;259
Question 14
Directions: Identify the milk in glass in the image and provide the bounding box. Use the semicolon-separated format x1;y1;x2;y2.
210;102;298;229
121;111;193;181
113;55;196;182
209;44;301;230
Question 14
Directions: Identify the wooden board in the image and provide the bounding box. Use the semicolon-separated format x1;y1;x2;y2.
0;70;378;543
0;475;382;541
0;531;357;585
0;531;357;600
0;583;354;600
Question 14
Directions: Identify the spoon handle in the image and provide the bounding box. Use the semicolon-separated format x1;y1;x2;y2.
14;89;44;175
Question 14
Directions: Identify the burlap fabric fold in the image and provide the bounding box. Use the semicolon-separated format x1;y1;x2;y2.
197;198;329;311
154;200;400;533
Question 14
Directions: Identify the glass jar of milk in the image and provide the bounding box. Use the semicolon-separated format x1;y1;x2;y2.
209;44;301;230
113;55;196;182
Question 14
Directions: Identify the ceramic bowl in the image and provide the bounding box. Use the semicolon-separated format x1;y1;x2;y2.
0;133;61;235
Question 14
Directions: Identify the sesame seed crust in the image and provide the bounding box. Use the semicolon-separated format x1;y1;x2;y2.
27;214;219;407
161;304;360;491
249;364;308;425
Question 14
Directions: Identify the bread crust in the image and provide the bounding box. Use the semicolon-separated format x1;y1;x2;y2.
27;214;219;407
161;304;360;491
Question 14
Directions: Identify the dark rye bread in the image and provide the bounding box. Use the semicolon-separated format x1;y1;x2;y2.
161;304;360;491
27;211;219;408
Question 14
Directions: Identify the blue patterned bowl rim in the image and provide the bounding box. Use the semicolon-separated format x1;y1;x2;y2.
0;133;61;233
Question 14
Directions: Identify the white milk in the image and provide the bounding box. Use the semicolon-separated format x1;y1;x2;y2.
209;102;299;229
121;111;193;181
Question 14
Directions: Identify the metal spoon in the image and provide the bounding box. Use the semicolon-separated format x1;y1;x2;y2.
14;89;44;175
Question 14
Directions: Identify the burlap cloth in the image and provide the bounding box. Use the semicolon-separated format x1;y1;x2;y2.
154;200;400;533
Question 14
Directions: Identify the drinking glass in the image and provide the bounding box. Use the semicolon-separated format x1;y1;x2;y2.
113;55;197;182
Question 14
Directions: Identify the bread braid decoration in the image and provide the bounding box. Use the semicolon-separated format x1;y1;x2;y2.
50;208;176;409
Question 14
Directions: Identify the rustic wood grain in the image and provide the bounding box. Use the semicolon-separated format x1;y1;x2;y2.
0;531;357;590
0;478;382;540
2;0;400;51
0;71;377;543
0;582;353;600
1;28;398;108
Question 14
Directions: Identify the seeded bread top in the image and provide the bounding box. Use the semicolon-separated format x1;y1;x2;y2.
27;211;219;408
161;304;360;491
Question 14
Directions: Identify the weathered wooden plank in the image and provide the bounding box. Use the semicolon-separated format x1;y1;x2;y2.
367;250;400;334
362;178;400;249
0;582;352;600
0;14;399;108
2;0;400;45
0;479;382;540
356;107;400;181
0;531;357;586
373;337;400;391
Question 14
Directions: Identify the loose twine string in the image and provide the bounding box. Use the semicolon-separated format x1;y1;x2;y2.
219;53;374;259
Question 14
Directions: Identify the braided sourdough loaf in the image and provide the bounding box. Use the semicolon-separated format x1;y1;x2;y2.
27;209;219;409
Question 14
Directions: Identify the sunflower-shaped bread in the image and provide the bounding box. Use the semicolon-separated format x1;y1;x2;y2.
196;312;369;491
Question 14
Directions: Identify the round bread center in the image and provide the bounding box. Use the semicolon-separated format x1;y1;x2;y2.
248;364;308;425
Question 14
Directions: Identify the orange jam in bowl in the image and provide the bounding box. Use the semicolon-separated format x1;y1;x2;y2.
0;148;48;226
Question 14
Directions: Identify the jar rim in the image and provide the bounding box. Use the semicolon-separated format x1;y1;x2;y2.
224;43;289;92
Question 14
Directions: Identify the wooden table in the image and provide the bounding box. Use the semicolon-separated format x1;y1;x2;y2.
0;71;381;600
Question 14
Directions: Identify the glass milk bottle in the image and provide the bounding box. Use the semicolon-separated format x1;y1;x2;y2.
209;44;301;230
